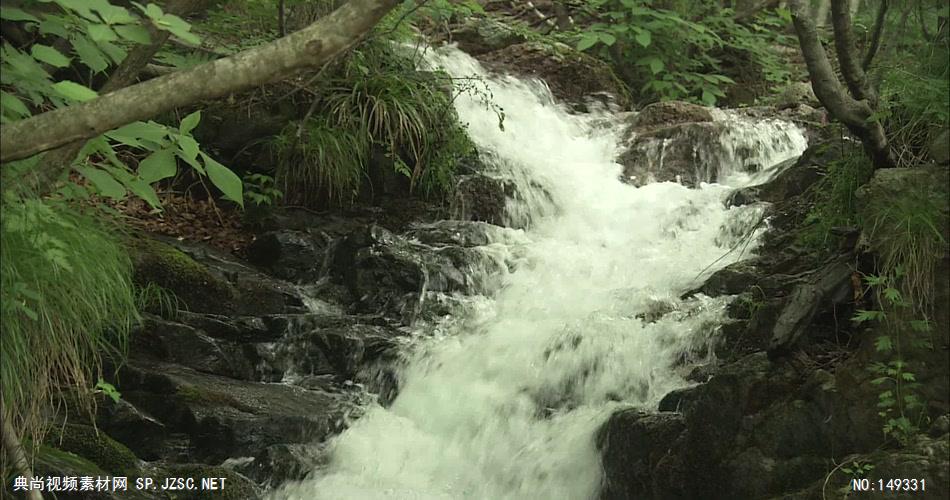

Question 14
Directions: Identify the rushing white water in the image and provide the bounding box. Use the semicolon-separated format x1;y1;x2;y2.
274;46;807;500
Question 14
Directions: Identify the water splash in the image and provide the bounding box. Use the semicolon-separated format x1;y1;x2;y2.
273;46;805;499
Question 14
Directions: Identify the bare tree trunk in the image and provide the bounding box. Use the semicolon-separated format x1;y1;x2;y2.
789;0;894;167
862;0;888;70
279;0;287;37
0;0;401;164
814;0;831;27
21;0;202;193
830;0;876;103
1;401;43;500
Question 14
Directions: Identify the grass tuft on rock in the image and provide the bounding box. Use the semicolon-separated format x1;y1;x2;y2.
0;198;140;474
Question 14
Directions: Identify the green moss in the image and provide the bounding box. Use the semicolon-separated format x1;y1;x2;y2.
130;238;235;314
156;464;260;500
34;444;108;477
44;424;140;477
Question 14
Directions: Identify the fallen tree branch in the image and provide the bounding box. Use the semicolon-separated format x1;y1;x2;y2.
0;0;401;164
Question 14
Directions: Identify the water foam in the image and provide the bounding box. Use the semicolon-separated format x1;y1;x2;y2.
273;46;806;500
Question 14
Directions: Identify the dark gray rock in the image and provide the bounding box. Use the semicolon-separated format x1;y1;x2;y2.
246;230;333;282
118;362;349;464
450;174;512;226
596;409;687;500
631;101;713;129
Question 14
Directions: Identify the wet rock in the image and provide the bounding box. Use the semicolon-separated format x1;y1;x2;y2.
448;17;527;55
768;258;853;358
274;322;403;381
131;237;306;316
619;122;726;186
726;159;821;206
328;224;509;322
237;443;324;487
597;409;686;500
630;101;713;129
404;220;504;248
480;42;631;109
245;230;333;283
95;397;168;461
118;362;348;464
131;316;259;380
450;174;512;225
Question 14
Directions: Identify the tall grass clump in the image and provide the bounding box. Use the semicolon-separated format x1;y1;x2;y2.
861;176;948;314
0;196;140;474
272;116;370;206
272;39;474;206
799;143;876;250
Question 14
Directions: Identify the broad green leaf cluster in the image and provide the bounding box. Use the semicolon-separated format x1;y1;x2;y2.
1;0;242;208
572;0;793;105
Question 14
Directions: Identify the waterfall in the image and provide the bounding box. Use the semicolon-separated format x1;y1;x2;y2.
274;46;807;500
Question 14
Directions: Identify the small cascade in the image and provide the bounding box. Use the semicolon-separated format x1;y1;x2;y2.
620;107;807;187
272;46;806;500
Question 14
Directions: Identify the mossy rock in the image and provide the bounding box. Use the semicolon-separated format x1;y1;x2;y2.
44;424;140;477
154;464;260;500
130;238;237;314
34;444;109;478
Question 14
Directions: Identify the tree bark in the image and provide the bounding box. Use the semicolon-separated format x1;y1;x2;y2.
830;0;875;104
814;0;831;27
1;400;43;500
0;0;401;164
862;0;888;70
789;0;894;167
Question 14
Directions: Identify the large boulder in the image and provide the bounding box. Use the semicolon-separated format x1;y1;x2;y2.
480;42;631;110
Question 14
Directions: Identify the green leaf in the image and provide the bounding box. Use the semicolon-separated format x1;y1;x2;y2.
88;24;118;42
114;25;151;44
71;36;110;72
639;56;664;75
1;91;31;118
577;34;600;51
125;178;161;208
179;110;201;134
31;44;71;68
52;81;99;102
0;7;40;23
97;41;126;65
634;29;652;47
598;33;616;46
874;335;893;353
138;149;177;183
39;16;69;37
200;152;243;207
77;166;126;199
701;89;716;106
92;3;138;24
107;121;170;148
155;13;200;46
176;135;199;161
